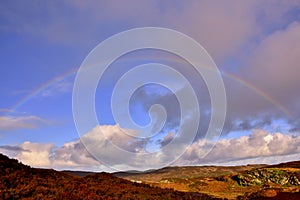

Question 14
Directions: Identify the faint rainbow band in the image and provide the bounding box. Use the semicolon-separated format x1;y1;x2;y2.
8;63;293;120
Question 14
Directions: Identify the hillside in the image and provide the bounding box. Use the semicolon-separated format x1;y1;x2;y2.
0;154;217;200
1;153;300;199
114;162;300;199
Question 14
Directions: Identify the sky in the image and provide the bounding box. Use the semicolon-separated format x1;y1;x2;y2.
1;0;300;172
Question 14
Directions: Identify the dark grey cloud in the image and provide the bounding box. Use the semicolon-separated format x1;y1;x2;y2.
158;132;174;147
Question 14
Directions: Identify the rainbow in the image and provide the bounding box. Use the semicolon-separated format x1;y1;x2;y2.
7;58;294;120
9;67;78;112
221;70;293;118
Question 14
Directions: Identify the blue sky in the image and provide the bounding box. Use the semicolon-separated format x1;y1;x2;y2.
1;0;300;171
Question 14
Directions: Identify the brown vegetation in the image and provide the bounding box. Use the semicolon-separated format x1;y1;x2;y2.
0;154;218;199
2;153;300;199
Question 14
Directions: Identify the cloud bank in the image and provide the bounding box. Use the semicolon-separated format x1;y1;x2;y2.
1;125;299;171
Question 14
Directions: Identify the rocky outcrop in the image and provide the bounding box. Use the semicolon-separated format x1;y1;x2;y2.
232;168;300;186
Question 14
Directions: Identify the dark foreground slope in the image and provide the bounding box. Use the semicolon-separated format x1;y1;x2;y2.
0;154;218;200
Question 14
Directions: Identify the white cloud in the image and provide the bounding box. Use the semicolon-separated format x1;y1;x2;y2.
178;129;300;165
0;125;178;171
0;140;102;170
77;125;153;170
1;126;300;171
0;125;147;171
17;142;54;167
51;140;99;168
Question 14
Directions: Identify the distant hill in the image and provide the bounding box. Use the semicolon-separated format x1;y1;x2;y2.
0;153;218;200
265;160;300;169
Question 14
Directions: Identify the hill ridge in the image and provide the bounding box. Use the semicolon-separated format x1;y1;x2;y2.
0;153;218;200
